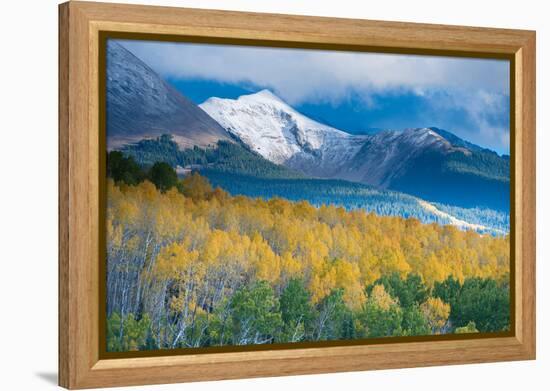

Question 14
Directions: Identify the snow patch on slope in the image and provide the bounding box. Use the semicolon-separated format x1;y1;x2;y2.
418;200;506;235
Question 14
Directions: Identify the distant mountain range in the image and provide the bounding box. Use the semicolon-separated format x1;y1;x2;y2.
106;41;510;224
201;91;509;211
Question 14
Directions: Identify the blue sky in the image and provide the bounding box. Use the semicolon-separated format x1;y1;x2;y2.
117;39;510;154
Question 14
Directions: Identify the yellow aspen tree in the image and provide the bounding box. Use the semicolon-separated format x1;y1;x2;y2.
369;284;398;311
421;297;451;334
333;259;366;309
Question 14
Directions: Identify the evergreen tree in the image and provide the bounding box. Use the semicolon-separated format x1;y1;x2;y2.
107;151;143;185
280;279;314;342
148;162;178;192
452;278;510;332
230;281;283;345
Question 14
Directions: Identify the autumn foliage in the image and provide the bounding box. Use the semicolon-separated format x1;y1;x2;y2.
106;173;510;351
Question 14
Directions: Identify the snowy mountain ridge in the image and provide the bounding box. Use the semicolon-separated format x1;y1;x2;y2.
199;89;509;211
200;89;370;178
200;90;463;182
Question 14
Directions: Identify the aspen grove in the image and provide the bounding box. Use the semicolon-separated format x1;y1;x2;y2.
106;169;510;352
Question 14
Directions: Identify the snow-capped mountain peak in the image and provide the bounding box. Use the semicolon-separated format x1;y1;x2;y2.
402;128;453;149
200;90;364;169
239;88;286;104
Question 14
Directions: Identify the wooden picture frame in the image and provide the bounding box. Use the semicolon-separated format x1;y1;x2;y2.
59;1;536;389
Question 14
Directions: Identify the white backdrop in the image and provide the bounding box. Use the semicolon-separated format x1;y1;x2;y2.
0;0;546;389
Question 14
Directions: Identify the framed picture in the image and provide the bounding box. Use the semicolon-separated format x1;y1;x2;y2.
59;1;536;389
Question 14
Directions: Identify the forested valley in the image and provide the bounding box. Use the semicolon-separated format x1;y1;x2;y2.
117;135;510;234
105;154;510;352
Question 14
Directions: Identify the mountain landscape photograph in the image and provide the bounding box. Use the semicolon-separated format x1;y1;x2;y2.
104;39;511;353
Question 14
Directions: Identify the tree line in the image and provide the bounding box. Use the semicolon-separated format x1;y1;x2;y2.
202;170;509;234
119;134;304;179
